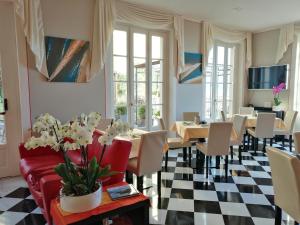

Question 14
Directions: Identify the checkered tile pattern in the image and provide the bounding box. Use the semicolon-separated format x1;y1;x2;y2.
0;140;297;225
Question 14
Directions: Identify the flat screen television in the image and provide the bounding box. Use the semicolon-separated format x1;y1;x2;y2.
248;64;288;89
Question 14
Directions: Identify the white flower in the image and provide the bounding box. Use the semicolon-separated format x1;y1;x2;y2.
64;141;79;151
74;126;93;147
87;112;101;129
33;113;61;133
98;120;125;146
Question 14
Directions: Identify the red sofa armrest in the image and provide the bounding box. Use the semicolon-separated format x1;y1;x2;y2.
19;143;62;159
40;174;62;225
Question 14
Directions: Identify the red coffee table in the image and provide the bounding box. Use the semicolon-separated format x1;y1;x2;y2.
50;182;150;225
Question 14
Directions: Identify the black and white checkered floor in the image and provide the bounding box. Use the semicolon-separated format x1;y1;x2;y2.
0;141;297;225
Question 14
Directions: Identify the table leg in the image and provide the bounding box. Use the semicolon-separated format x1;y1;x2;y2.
128;200;150;225
126;171;133;184
183;147;187;161
215;156;220;169
197;151;205;171
188;147;192;167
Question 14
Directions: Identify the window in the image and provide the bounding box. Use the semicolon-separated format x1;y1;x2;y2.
205;41;235;121
112;26;166;130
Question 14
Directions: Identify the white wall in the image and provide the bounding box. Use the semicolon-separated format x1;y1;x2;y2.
175;20;203;120
249;29;292;109
28;4;204;123
28;0;106;122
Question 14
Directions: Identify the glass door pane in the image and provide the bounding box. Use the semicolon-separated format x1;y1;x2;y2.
113;30;128;122
205;43;234;121
0;56;6;144
226;47;234;117
151;35;164;128
132;32;147;128
214;46;225;120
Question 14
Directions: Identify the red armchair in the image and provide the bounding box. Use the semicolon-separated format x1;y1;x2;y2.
19;131;132;225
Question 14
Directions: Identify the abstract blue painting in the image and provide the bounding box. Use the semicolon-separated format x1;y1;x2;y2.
45;36;90;83
179;52;203;84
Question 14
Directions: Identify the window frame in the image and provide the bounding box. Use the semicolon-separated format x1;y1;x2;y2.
110;23;168;130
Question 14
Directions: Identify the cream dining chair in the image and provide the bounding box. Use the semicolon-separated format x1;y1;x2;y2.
196;122;233;180
159;118;192;168
267;147;300;225
126;130;167;195
183;112;199;121
239;107;254;115
247;113;276;154
294;132;300;153
273;111;298;151
230;115;247;164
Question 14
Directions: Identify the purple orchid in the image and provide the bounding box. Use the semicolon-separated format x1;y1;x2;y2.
272;83;285;106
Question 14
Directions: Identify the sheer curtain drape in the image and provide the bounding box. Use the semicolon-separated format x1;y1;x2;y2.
293;29;300;111
201;22;252;113
15;0;185;81
15;0;48;78
90;0;115;81
276;23;295;63
114;0;185;78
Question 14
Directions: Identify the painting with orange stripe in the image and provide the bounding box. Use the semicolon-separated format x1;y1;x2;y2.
45;36;90;83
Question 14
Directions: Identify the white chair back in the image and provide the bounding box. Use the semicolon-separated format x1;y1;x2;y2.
97;118;113;131
255;113;275;138
207;122;233;156
267;147;300;222
232;115;247;144
159;118;166;130
294;132;300;154
183;112;199;121
239;107;254;115
284;111;298;133
137;130;167;176
220;111;226;122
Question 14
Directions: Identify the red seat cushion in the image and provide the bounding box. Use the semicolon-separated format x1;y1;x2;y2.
19;154;64;178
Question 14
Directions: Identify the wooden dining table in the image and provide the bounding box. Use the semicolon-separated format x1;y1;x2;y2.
171;116;286;142
170;121;210;142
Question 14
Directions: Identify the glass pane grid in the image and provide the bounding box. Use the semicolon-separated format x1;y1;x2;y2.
113;30;127;56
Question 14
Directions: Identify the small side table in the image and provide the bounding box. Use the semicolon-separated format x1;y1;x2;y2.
51;182;150;225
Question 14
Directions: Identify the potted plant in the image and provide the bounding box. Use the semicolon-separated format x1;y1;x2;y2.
272;82;285;111
25;112;123;213
115;105;127;122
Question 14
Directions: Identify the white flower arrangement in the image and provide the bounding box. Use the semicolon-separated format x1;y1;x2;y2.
25;112;102;151
24;112;123;197
98;120;130;145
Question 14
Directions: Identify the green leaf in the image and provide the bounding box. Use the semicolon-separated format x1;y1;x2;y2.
54;163;70;183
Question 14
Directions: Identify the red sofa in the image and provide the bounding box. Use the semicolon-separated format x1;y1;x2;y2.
19;130;132;225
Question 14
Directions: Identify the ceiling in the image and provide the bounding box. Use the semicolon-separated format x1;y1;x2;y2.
124;0;300;32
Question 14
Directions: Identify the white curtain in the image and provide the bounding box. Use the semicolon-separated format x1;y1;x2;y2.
116;1;173;29
15;0;49;78
90;0;116;81
201;22;252;113
276;23;295;63
201;22;213;76
173;16;185;75
115;0;185;79
14;0;185;81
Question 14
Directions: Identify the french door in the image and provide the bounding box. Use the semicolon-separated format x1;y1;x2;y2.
205;41;235;121
0;1;23;177
112;26;166;130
